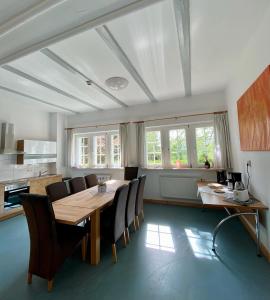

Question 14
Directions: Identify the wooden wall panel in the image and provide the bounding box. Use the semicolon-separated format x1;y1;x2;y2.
237;65;270;151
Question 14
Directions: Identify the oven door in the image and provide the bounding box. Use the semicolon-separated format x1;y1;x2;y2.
4;186;30;208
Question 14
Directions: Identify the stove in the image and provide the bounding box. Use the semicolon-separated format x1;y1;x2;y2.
2;179;30;208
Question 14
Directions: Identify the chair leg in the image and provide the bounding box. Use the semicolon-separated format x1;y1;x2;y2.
27;273;32;284
48;279;53;292
81;236;87;261
126;227;130;243
133;220;137;231
112;243;117;264
122;231;127;247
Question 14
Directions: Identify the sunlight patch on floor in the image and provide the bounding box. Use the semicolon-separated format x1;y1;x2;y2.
146;224;175;253
185;228;217;260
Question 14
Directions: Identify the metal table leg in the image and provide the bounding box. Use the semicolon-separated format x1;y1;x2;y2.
212;211;257;253
255;209;261;256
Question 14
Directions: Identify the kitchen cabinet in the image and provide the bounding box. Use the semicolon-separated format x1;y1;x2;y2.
17;140;57;164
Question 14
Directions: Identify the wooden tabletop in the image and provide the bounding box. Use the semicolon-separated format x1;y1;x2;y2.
53;180;129;225
197;181;268;210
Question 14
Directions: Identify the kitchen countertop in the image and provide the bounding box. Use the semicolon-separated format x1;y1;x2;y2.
0;174;61;186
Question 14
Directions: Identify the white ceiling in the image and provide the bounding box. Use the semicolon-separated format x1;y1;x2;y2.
0;0;269;114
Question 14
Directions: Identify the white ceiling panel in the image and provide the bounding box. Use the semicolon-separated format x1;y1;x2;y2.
0;0;41;26
106;0;185;101
7;52;120;110
0;68;92;113
49;30;148;106
190;0;270;94
0;0;160;63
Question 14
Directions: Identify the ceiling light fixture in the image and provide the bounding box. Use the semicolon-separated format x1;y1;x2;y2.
105;77;128;90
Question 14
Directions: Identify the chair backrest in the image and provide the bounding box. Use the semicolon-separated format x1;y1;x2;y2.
124;167;139;180
135;175;146;216
46;181;69;202
126;179;139;227
20;193;59;278
85;174;98;189
69;177;86;194
111;185;129;242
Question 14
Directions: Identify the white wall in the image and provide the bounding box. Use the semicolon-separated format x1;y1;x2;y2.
67;90;226;201
226;5;270;250
0;94;55;181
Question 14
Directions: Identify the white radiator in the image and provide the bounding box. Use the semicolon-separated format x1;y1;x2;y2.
159;175;199;199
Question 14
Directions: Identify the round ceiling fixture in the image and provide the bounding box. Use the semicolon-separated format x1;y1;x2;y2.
105;77;129;90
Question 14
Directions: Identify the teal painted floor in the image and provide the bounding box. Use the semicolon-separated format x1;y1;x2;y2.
0;204;270;300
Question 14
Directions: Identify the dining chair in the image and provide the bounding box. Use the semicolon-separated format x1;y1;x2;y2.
85;174;98;189
101;184;129;263
46;181;69;202
21;193;87;292
69;177;86;194
135;175;146;229
125;179;139;242
124;166;139;180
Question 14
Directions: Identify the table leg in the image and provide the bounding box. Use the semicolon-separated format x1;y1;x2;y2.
90;209;100;265
212;212;256;253
255;209;261;257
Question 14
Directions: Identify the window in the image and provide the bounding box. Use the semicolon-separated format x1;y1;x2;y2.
169;128;188;167
145;131;162;167
144;123;215;169
75;130;120;168
94;135;106;167
78;137;89;168
111;134;121;167
195;126;215;166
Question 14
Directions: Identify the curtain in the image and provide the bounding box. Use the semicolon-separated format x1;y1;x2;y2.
214;112;232;169
120;123;129;167
66;129;75;168
136;122;145;167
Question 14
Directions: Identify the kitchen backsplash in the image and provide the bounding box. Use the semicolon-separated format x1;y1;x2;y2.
0;155;56;181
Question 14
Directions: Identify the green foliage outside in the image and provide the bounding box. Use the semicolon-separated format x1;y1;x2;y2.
196;127;215;165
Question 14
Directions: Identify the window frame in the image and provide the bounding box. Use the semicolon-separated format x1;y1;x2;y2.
74;130;121;169
144;121;215;169
145;128;163;168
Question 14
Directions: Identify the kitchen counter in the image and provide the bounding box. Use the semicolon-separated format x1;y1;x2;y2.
0;174;62;221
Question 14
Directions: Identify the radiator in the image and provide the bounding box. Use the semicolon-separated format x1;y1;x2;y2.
159;175;199;199
96;174;111;182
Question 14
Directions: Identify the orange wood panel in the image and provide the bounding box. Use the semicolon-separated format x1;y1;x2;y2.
237;65;270;151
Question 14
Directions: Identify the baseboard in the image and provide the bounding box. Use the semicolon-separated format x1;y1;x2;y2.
144;198;270;261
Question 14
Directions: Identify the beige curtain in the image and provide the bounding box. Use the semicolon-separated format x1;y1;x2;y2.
136;122;145;167
214;112;232;169
66;129;75;168
120;123;129;167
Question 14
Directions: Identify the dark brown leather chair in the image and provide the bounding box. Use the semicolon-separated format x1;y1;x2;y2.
21;193;87;292
46;182;69;202
101;185;129;263
85;174;98;189
135;175;146;228
124;167;139;180
69;177;86;194
125;179;139;241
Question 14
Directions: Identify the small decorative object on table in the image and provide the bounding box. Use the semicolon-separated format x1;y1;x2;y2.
204;156;211;169
98;181;107;193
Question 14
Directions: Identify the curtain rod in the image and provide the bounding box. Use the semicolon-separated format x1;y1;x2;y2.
65;110;227;130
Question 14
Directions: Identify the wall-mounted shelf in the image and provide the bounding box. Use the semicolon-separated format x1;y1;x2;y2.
17;140;57;165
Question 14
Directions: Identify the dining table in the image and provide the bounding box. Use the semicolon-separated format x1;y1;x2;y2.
52;179;129;265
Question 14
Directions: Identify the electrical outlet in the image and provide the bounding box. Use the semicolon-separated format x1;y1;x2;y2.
247;160;252;167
